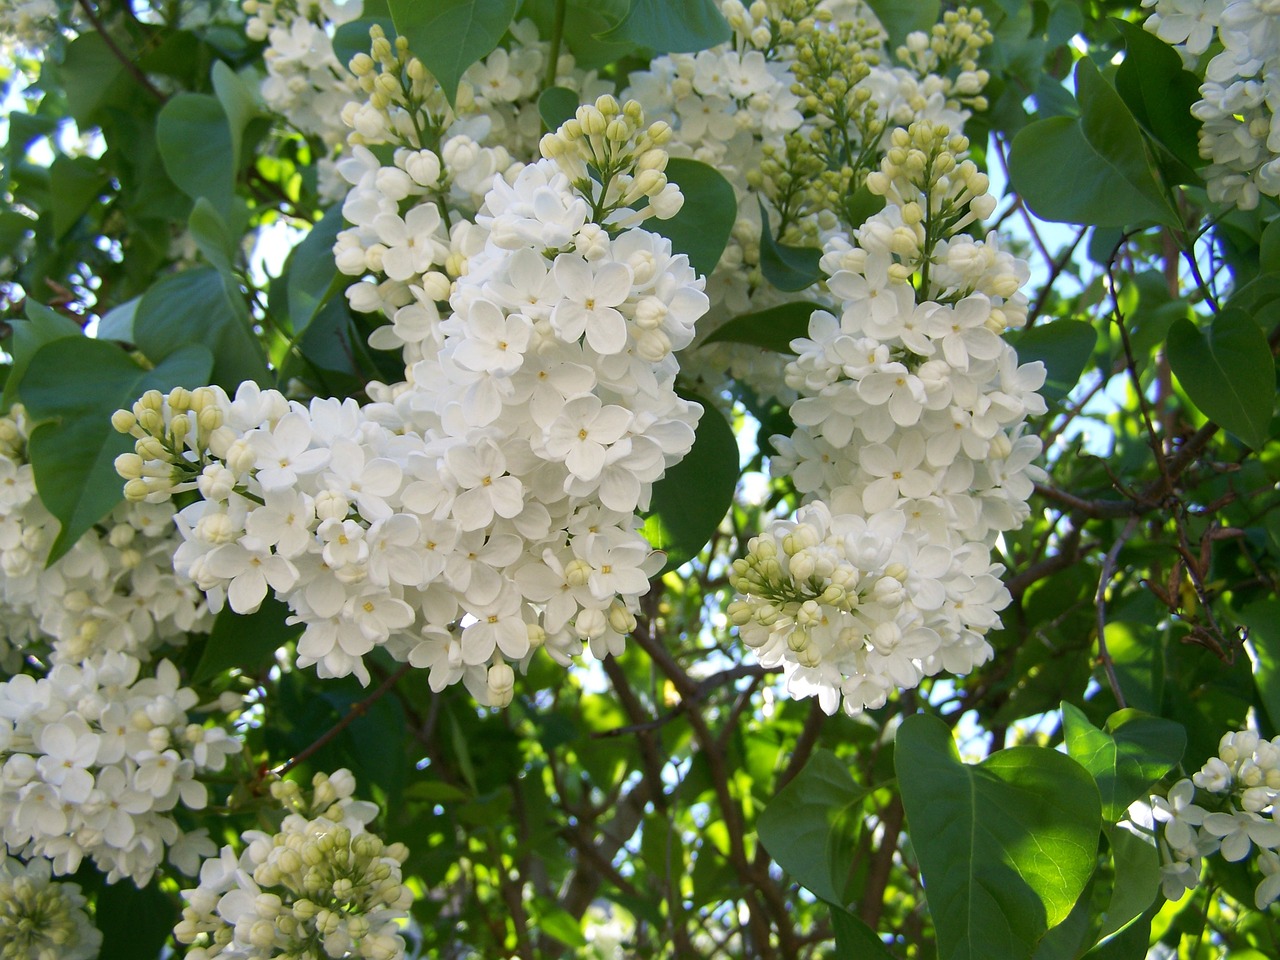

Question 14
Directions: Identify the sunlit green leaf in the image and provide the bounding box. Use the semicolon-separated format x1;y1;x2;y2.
389;0;519;106
897;714;1102;960
1061;703;1185;822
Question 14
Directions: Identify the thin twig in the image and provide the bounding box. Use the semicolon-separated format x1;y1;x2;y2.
77;0;168;102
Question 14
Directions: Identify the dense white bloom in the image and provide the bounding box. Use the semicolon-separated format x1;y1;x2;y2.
0;856;102;960
174;770;413;960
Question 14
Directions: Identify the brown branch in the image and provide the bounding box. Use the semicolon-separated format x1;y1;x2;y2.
76;0;168;102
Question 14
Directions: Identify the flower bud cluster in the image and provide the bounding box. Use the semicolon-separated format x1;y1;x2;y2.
731;126;1046;715
242;0;365;200
894;7;992;112
539;96;685;226
1143;0;1280;209
0;653;235;884
1145;729;1280;909
729;501;1007;714
114;386;228;504
0;856;101;960
0;405;210;668
174;769;413;960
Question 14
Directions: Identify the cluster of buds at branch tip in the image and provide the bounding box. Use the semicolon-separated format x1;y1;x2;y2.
112;387;225;502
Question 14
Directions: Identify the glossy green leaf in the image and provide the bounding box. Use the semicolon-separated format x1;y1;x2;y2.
896;713;1102;960
3;302;84;410
596;0;730;53
522;0;635;68
866;0;941;48
758;199;823;292
538;86;580;133
96;297;140;343
757;749;866;905
22;339;212;564
1061;703;1186;822
1241;600;1280;732
1096;825;1161;943
389;0;519;106
1167;307;1274;449
653;158;736;277
1009;59;1179;228
1113;19;1202;178
134;267;270;390
642;398;737;572
195;597;301;682
157;92;234;215
828;901;897;959
1011;319;1097;402
211;60;261;171
703;301;823;353
287;205;347;336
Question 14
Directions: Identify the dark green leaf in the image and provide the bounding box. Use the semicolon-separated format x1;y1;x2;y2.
61;33;134;125
3;302;84;410
1061;703;1186;822
211;60;261;170
389;0;519;106
1242;600;1280;732
757;749;866;905
653;158;736;277
157;93;235;215
642;398;737;572
865;0;941;48
1009;59;1179;228
1082;899;1161;959
1260;217;1280;276
96;878;176;960
1112;20;1202;178
1167;307;1274;449
188;198;237;275
828;900;897;959
134;267;270;390
287;205;347;336
758;199;823;292
538;86;580;133
195;597;301;682
704;301;823;353
896;713;1102;960
333;18;396;67
1011;319;1096;402
521;0;636;69
596;0;730;52
49;156;105;239
22;339;213;564
1096;825;1160;943
96;297;140;343
843;182;886;230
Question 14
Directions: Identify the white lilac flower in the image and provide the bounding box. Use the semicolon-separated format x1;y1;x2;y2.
0;856;102;960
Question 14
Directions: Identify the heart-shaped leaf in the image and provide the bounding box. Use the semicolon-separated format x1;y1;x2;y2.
896;713;1102;960
1167;307;1274;450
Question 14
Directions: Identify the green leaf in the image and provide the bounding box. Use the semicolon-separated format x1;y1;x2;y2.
828;900;897;959
652;158;736;277
211;60;261;171
3;302;84;410
157;92;235;215
538;86;580;133
1242;600;1280;732
1112;20;1203;179
1167;307;1275;449
704;301;823;353
21;339;212;564
1096;825;1161;943
1061;703;1186;822
536;900;587;949
642;398;737;572
49;155;105;239
287;205;347;337
758;199;823;292
389;0;519;106
96;878;177;960
96;297;140;343
843;181;886;230
757;750;866;905
596;0;731;52
865;0;941;48
188;197;237;275
1008;59;1179;228
1011;319;1097;402
134;267;270;390
896;713;1103;960
61;32;134;125
1261;217;1280;276
333;17;397;67
195;597;301;682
